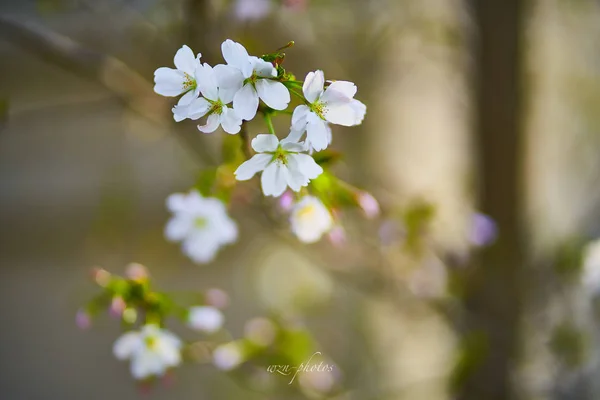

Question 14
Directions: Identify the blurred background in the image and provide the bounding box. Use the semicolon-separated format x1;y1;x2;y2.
2;0;600;399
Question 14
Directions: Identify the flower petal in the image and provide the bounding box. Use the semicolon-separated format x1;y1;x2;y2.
213;64;244;104
234;154;272;180
253;58;277;78
252;134;279;152
302;70;325;103
261;162;288;197
174;45;199;75
233;83;259;121
291;153;323;180
188;306;224;333
221;39;252;77
183;233;221;263
324;102;361;126
198;113;220;133
322;80;357;101
220;107;242;134
113;331;141;360
165;216;193;241
305;113;330;151
195;63;219;101
349;99;367;125
186;97;211;120
255;79;290;110
154;67;185;96
178;89;198;106
282;127;305;146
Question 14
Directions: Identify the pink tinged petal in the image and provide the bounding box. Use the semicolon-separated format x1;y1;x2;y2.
279;191;294;211
323;80;357;100
235;154;272;180
76;309;91;330
253;58;277;78
198;113;220;133
234;0;272;21
261;162;289;197
305;114;330;151
358;191;380;218
233;83;259;121
220;107;242;134
174;45;198;75
113;331;141;360
255;79;290;110
251;134;279;152
154;67;185;96
302;70;325;103
165;216;193;241
221;39;252;77
324;102;358;126
195;63;219;101
291;153;323;180
349;99;367;125
187;97;211;120
213;64;244;104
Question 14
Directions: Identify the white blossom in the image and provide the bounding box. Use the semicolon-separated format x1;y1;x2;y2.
113;324;182;380
154;45;202;108
187;306;224;334
233;0;272;21
217;39;290;121
172;63;243;134
213;342;244;370
289;70;366;152
234;134;323;197
165;191;238;264
290;195;333;243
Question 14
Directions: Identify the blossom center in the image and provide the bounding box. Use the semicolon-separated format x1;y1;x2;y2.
311;101;327;120
195;217;208;228
244;71;259;86
182;72;196;91
297;204;317;219
272;148;288;165
208;99;224;115
145;336;158;349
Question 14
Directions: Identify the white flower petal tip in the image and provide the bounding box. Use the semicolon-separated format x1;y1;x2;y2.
290;196;333;243
188;306;224;334
234;135;323;197
113;325;182;380
164;190;238;264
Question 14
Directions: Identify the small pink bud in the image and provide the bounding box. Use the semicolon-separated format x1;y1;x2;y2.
125;263;149;282
279;191;294;211
75;309;91;330
205;288;230;309
327;226;346;247
91;267;111;287
357;191;380;219
109;296;126;318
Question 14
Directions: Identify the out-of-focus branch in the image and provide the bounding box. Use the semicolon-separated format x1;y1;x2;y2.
0;14;215;164
458;1;525;399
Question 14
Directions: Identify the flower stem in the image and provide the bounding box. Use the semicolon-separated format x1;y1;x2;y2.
239;124;252;159
264;113;276;135
289;88;308;104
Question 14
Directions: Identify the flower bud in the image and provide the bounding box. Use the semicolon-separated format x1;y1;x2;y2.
76;309;91;330
279;191;294;212
205;288;230;309
125;263;149;282
109;296;126;318
91;267;111;287
188;306;224;334
327;226;346;247
213;342;244;371
357;191;380;219
469;212;497;247
244;318;276;347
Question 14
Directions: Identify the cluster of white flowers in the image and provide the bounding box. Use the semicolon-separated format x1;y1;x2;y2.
155;40;367;260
